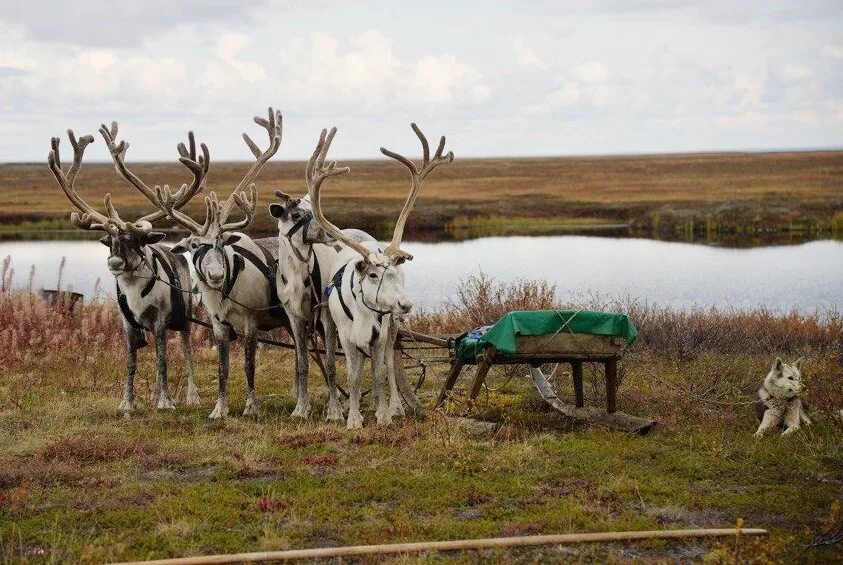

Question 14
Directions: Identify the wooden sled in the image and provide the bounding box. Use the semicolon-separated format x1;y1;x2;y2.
434;332;656;434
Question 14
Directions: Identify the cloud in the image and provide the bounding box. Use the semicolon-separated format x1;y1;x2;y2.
2;1;270;48
277;30;490;112
513;39;548;70
821;44;843;59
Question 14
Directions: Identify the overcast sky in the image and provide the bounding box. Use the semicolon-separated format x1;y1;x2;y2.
1;0;841;162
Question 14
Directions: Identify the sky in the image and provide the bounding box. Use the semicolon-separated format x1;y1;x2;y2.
1;0;842;163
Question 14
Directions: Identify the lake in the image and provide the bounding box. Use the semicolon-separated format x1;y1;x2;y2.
1;236;841;314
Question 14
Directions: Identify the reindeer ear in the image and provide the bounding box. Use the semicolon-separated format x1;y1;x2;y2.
99;235;112;247
269;203;285;219
145;232;166;245
221;233;241;246
773;357;783;372
793;357;804;370
169;236;192;254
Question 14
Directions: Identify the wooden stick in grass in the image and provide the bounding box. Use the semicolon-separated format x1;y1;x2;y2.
111;527;768;565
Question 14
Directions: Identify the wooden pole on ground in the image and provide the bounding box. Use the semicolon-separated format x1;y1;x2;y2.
110;528;767;565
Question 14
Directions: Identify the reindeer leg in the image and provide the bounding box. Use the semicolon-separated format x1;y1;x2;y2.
323;314;344;423
290;316;311;419
384;320;406;418
242;330;259;417
118;326;141;412
341;334;365;430
373;337;392;427
208;324;230;419
181;329;200;405
155;323;175;410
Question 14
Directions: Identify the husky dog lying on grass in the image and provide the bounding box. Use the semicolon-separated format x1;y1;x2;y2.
754;357;811;437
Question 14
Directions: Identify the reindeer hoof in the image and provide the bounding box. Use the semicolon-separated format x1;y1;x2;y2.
290;400;311;420
186;386;201;405
346;411;364;430
375;408;393;427
242;397;260;417
781;427;798;436
117;398;136;413
157;394;176;410
325;400;345;423
389;400;406;419
208;400;228;419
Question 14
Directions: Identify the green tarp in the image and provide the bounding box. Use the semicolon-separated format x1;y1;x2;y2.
455;310;638;364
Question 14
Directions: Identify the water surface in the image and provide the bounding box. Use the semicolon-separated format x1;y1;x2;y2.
1;236;840;313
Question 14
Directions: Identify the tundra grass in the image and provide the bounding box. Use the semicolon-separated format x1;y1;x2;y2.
0;345;841;563
2;150;842;238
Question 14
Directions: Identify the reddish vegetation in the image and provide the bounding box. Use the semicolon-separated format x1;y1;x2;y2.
300;454;340;467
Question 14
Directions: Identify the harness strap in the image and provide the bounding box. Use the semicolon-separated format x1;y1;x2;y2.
230;243;286;321
309;255;322;306
116;280;147;332
151;246;189;332
331;264;354;321
192;244;212;285
224;254;245;298
140;253;158;298
286;211;312;238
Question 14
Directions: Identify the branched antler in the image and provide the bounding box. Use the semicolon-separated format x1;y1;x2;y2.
155;107;281;237
47;130;118;234
305;127;379;263
380;123;454;263
99;122;209;230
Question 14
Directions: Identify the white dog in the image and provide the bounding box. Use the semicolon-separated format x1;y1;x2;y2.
754;357;811;437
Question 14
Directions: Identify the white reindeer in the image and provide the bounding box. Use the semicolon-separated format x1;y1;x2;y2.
47;127;203;412
305;125;453;429
269;127;383;421
144;108;291;419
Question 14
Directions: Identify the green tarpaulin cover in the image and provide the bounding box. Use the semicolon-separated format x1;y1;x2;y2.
455;310;638;364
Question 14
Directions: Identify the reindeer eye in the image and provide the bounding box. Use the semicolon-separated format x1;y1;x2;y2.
368;272;378;279
292;211;302;220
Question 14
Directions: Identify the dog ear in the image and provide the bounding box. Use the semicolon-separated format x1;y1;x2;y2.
793;357;804;371
773;357;783;373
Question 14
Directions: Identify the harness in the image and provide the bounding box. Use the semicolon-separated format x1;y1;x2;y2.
115;247;189;337
323;261;392;348
283;211;315;263
192;240;288;337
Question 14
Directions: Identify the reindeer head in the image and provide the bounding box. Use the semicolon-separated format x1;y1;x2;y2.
305;124;453;318
47;128;206;276
151;108;282;291
764;357;805;400
269;192;332;248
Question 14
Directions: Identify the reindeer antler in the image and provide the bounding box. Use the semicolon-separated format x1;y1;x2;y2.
305;127;379;263
99;122;209;232
217;107;282;227
47;130;119;234
154;108;280;237
380;123;454;263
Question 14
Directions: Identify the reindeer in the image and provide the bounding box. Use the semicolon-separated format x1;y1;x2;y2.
305;124;453;429
268;138;375;421
147;108;290;419
47;128;205;412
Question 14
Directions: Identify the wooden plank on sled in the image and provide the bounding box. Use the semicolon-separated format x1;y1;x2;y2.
515;333;626;357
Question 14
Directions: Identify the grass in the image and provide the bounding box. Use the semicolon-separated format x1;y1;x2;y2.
2;150;842;239
1;270;842;562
